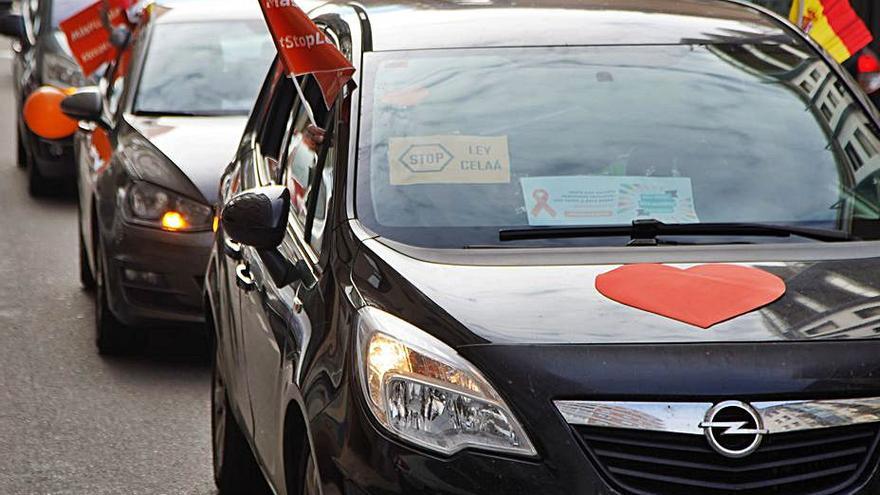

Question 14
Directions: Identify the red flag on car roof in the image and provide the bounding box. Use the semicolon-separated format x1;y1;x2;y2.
259;0;356;108
59;0;134;77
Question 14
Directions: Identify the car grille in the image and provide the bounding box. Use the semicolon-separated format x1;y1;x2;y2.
574;423;880;495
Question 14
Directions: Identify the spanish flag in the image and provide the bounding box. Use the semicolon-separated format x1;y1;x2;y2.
790;0;873;63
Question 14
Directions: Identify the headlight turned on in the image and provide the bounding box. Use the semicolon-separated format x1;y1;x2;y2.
123;181;213;232
356;307;537;457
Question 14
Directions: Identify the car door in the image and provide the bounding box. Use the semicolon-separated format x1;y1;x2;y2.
235;73;338;481
217;60;290;438
77;27;138;272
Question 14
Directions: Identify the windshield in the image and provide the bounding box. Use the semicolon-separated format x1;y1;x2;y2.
356;45;880;248
134;20;274;116
50;0;94;28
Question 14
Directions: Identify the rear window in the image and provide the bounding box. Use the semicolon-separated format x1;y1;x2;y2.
356;44;880;248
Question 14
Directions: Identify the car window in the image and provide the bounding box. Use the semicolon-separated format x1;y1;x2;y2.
50;0;93;28
134;20;274;116
104;28;136;118
249;58;283;134
239;60;284;192
281;76;332;253
257;72;296;182
357;44;880;248
309;140;336;253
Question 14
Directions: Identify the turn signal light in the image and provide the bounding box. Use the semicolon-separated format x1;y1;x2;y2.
161;211;187;231
366;333;412;403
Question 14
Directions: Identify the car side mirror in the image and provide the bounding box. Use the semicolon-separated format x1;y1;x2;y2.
0;13;25;42
222;186;307;288
61;88;104;124
222;185;290;248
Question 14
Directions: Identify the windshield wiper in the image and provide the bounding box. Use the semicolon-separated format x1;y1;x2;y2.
499;219;854;245
133;110;246;117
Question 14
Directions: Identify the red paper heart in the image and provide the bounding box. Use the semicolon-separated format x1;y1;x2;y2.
595;264;786;329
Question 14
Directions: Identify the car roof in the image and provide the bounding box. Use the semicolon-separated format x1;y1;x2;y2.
345;0;796;51
152;0;264;24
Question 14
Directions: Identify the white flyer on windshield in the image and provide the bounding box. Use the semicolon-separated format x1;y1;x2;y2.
521;176;699;226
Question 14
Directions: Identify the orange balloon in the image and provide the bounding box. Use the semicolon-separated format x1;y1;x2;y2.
23;86;79;140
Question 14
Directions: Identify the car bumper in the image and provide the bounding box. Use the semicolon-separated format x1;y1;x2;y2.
309;341;880;495
103;221;212;327
21;122;76;179
311;383;613;495
317;391;880;495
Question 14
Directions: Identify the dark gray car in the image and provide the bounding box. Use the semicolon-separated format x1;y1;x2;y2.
0;0;96;196
61;1;274;354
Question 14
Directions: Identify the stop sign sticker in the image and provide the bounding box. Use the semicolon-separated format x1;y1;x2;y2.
389;135;510;185
399;144;453;173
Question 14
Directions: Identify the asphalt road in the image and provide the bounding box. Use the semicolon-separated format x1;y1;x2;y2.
0;39;216;495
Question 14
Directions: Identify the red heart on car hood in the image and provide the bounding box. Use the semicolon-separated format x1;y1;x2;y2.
595;264;786;329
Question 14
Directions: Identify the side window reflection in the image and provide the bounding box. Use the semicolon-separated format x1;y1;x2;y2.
281;77;333;252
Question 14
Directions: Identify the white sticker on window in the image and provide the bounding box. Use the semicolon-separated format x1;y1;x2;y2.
520;176;700;226
388;135;511;185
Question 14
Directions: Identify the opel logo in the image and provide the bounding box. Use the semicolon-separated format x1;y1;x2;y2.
699;401;768;458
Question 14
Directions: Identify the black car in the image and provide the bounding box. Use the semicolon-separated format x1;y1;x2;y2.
206;1;880;494
0;0;95;196
61;1;273;353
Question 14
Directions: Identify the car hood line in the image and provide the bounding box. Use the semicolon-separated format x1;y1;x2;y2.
126;115;248;204
352;235;880;346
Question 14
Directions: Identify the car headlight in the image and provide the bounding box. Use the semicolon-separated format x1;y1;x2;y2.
356;307;537;457
42;52;88;89
121;181;213;232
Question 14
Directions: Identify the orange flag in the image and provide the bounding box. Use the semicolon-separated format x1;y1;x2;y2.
791;0;873;63
259;0;355;108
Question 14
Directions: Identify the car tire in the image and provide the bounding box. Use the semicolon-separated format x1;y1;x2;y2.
291;443;321;495
16;126;27;169
79;233;96;291
212;342;271;495
94;237;133;354
78;202;96;291
27;158;57;197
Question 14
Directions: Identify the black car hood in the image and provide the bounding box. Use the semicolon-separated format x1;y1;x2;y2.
127;115;247;204
352;238;880;346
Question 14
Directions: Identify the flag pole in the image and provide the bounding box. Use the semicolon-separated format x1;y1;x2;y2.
797;0;806;28
290;74;317;127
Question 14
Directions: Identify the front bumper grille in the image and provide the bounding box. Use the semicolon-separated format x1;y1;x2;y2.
575;423;880;495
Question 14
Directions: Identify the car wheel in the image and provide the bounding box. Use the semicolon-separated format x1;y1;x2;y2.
16;126;26;169
78;203;96;291
212;343;271;495
94;237;133;354
298;447;321;495
27;158;56;197
285;430;320;495
79;232;95;291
